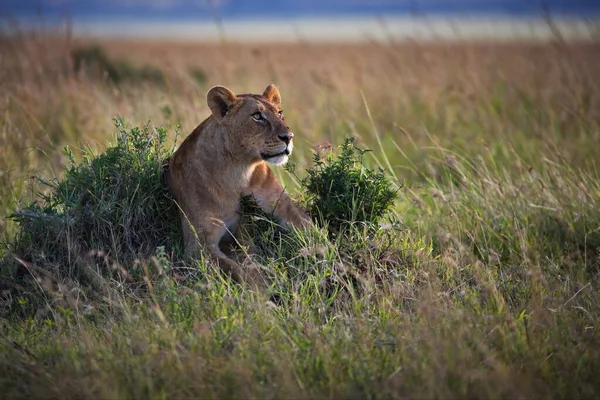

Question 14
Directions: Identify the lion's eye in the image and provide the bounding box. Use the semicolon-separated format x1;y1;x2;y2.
278;110;284;118
252;112;264;122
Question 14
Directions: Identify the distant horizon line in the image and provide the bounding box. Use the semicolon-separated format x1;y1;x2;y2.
5;15;599;42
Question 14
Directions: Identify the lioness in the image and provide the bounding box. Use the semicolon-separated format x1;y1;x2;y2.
164;84;312;286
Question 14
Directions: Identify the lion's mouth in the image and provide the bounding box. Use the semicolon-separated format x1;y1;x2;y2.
261;148;290;160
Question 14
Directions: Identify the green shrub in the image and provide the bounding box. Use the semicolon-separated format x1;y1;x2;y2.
8;118;182;276
300;137;399;233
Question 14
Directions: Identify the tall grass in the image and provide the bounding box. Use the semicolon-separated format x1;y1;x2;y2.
1;30;599;398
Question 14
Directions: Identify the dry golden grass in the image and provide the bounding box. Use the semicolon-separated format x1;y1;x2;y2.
2;35;598;168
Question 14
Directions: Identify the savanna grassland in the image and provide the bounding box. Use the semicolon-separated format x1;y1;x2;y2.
1;29;600;399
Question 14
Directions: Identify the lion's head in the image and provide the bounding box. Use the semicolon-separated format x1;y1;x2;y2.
207;84;293;166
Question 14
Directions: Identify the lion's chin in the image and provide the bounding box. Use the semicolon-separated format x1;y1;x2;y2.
264;153;289;166
262;143;292;166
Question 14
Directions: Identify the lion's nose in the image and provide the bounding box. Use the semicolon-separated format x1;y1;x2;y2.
278;132;294;144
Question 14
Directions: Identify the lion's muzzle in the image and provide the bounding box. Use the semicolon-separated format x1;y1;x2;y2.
278;132;294;145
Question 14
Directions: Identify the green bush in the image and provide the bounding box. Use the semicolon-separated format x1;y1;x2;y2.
301;137;399;233
8;118;182;276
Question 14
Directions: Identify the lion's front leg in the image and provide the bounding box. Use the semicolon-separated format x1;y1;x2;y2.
247;163;312;229
182;214;265;289
251;187;312;229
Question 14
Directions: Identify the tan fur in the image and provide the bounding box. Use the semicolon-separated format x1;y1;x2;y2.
165;84;311;287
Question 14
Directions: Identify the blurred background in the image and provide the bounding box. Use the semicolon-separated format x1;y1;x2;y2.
2;0;599;40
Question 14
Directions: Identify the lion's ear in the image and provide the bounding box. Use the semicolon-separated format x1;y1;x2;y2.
262;84;281;107
207;86;237;120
